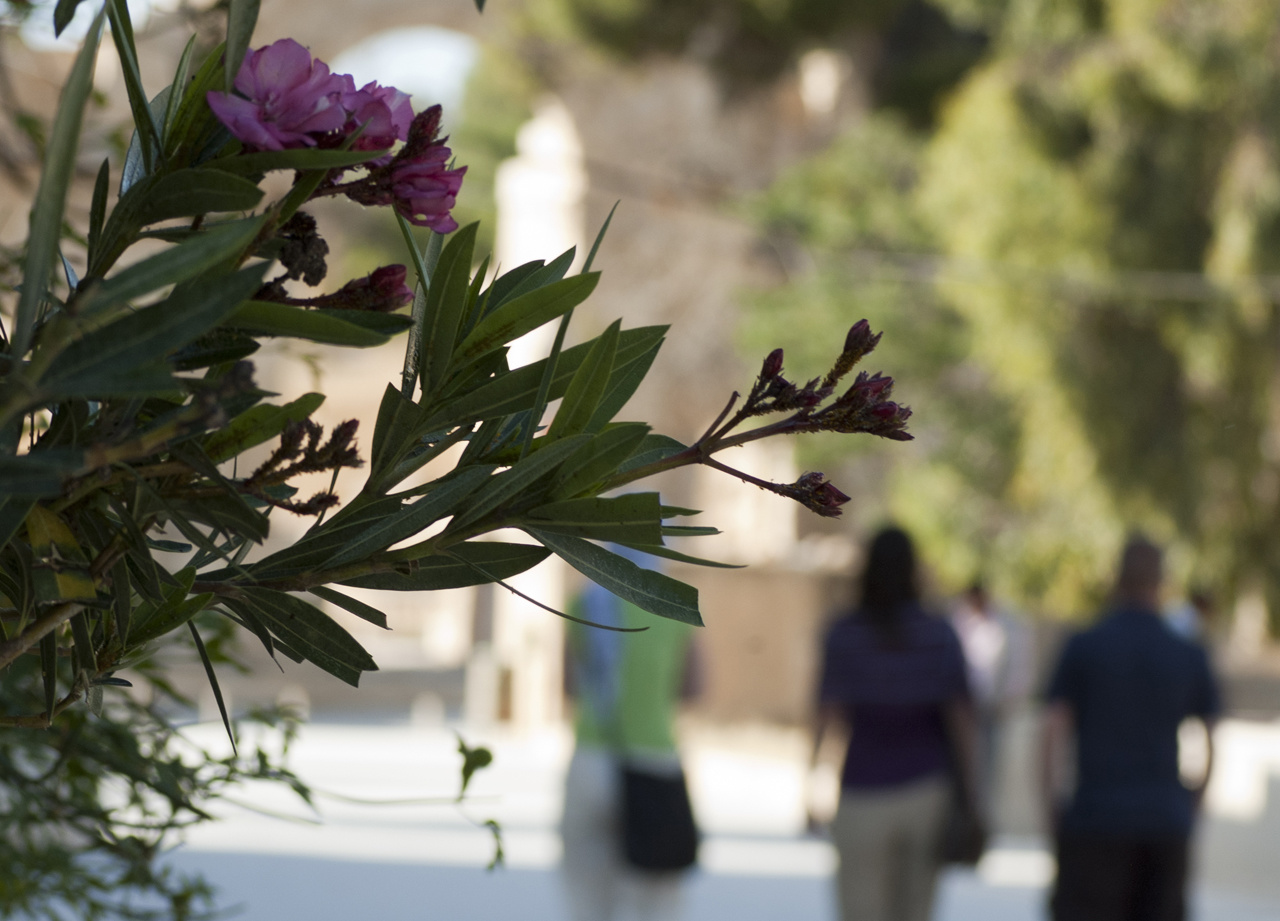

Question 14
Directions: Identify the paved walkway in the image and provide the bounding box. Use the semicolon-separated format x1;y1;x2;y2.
171;720;1280;920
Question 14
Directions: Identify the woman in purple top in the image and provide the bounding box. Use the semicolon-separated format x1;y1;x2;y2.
811;527;979;921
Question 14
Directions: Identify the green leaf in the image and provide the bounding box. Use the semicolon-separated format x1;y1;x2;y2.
110;559;132;644
127;569;212;645
233;588;377;687
204;392;325;463
481;248;576;316
165;41;227;162
525;493;663;545
69;610;96;675
425;326;668;430
419;223;478;392
224;0;261;94
582;200;618;273
547;320;620;440
242;495;405;580
618;434;687;474
0;451;83;499
396;217;443;394
107;0;161;175
457;733;492;797
26;505;96;602
189;621;237;753
313;309;414;336
136;169;264;224
40;633;57;718
526;529;703;626
323;465;495;568
586;330;664;431
209;147;389;176
369;384;425;483
662;524;721;538
91;217;264;310
454;273;600;363
309;586;388;630
42;265;269;397
614;542;743;569
87;158;109;269
340;541;550;591
162;35;197;141
448;434;591;531
226;300;394;347
552;423;650;499
53;0;86;35
11;6;104;359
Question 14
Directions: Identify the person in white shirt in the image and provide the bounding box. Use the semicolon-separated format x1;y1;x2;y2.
949;581;1034;811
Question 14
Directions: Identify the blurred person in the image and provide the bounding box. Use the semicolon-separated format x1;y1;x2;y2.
810;526;980;921
950;580;1035;810
1041;536;1222;921
560;571;699;921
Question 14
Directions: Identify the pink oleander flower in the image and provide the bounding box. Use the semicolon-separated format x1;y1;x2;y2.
390;152;466;232
338;77;414;156
388;106;466;231
208;39;348;151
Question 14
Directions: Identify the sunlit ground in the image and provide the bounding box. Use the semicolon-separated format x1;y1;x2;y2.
169;716;1280;921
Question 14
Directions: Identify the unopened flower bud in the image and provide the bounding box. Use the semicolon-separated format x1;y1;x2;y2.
762;348;784;380
844;319;882;361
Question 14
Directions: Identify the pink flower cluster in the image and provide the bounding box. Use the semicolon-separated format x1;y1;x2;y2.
207;39;463;230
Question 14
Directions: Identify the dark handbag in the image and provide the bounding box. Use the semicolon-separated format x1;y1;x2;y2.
619;762;699;871
939;788;987;866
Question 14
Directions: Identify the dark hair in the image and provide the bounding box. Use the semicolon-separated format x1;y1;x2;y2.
1115;534;1162;603
858;526;918;642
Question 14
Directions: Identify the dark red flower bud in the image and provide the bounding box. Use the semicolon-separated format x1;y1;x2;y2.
306;264;414;311
843;319;882;361
870;401;902;421
762;348;784;380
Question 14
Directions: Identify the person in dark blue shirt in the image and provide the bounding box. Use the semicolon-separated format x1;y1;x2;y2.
1041;535;1221;921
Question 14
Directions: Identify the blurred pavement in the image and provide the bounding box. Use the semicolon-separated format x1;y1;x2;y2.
171;718;1280;921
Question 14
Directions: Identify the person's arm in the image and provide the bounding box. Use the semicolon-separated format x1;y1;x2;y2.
807;703;849;830
1040;700;1074;835
1193;718;1216;811
944;698;982;817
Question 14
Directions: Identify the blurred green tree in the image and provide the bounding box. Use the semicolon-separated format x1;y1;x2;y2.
750;0;1280;623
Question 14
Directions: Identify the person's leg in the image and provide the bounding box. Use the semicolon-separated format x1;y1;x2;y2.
560;747;621;921
1130;836;1189;921
617;868;684;921
1050;832;1134;921
892;775;950;921
832;789;894;921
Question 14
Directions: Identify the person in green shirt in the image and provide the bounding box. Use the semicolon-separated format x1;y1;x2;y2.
560;570;698;921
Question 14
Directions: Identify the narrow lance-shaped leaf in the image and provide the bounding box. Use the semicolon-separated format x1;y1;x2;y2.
224;0;261;93
526;528;703;626
107;0;161;174
12;6;104;359
453;273;600;363
448;434;591;531
397;216;443;395
226;301;395;347
552;423;650;499
91;217;264;312
309;586;388;630
204;392;325;463
40;633;58;718
420;223;478;393
41;264;269;396
26;505;96;602
234;588;377;688
343;541;551;592
547;319;620;440
189;621;237;753
322;465;496;568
